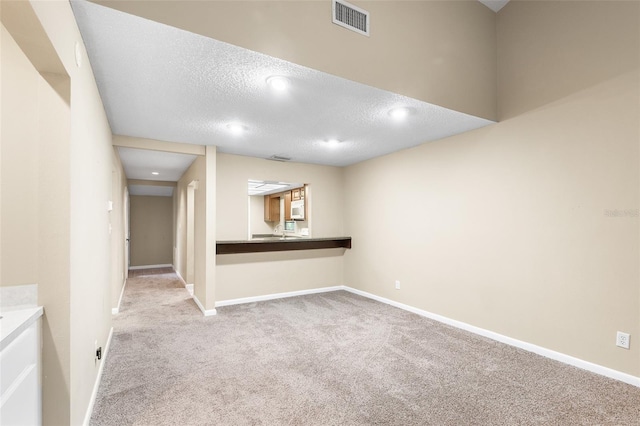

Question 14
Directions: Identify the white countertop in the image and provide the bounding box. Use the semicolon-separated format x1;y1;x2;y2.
0;306;43;351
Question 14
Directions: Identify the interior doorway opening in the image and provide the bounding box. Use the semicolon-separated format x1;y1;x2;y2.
186;180;197;291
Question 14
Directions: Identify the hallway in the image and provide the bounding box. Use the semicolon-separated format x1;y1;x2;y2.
90;269;208;425
127;267;178;278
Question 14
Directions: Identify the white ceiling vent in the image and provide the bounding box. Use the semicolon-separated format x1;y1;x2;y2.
332;0;369;37
268;155;291;162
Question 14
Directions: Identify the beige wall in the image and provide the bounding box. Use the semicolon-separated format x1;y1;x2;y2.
1;24;39;288
129;195;173;267
497;0;639;120
113;134;206;156
249;195;274;237
37;70;73;426
217;249;346;301
344;0;639;376
39;2;115;421
175;157;204;286
175;148;217;310
2;0;124;424
204;146;217;308
1;19;73;424
92;0;497;120
111;148;127;309
217;153;344;240
216;153;346;301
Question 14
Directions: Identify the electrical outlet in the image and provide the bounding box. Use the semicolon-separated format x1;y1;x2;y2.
96;347;102;360
395;280;400;290
616;331;630;349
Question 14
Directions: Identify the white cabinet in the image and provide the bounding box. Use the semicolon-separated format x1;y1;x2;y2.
0;308;43;426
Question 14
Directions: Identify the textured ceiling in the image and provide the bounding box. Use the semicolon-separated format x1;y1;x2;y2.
73;1;493;168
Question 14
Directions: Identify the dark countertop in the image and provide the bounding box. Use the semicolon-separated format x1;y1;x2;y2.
216;237;352;255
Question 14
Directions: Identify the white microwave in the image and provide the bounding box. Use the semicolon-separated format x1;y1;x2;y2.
291;199;305;220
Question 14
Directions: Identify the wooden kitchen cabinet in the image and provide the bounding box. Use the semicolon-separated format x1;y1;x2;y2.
292;187;304;201
284;191;292;221
264;194;280;222
265;186;306;222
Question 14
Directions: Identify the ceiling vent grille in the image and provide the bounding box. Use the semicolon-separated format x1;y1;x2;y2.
268;155;291;162
332;0;370;37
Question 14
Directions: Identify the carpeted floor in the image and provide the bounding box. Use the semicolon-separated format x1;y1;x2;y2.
90;270;640;425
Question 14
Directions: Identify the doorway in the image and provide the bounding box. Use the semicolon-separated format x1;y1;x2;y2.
124;187;130;277
186;180;197;290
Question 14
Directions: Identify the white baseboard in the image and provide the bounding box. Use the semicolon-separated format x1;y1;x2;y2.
111;278;127;315
211;284;639;387
174;267;184;284
174;267;208;315
173;268;194;296
83;326;114;426
128;264;172;270
342;286;640;388
193;294;217;316
215;286;344;308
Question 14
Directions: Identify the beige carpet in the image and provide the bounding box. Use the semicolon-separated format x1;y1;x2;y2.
90;270;640;425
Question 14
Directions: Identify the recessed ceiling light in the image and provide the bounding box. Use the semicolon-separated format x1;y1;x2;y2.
325;139;341;147
151;172;160;175
388;107;412;120
266;75;289;92
226;122;247;135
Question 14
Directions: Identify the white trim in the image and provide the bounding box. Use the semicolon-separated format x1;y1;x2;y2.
214;286;344;308
128;263;172;270
193;294;217;316
342;286;640;388
174;267;185;284
174;267;210;315
180;282;640;387
173;268;194;296
111;278;127;315
83;327;114;426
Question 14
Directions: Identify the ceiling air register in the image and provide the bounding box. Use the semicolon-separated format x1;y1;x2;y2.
332;0;370;36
